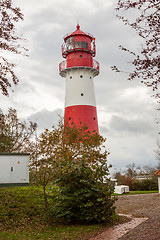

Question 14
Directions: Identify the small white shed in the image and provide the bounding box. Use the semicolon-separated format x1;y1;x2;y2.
114;185;129;194
0;153;29;186
154;169;160;193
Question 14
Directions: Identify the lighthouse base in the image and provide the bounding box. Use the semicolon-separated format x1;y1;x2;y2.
64;105;99;133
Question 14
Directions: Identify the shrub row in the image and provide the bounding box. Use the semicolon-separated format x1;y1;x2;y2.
130;178;158;191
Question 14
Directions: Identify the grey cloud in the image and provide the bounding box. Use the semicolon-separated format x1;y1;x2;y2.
110;115;153;135
106;132;157;174
26;108;63;133
99;125;110;136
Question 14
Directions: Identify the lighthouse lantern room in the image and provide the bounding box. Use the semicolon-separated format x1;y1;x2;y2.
59;24;99;133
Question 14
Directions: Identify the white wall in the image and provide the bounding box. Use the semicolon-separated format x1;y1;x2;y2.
158;177;160;193
65;68;97;107
0;154;29;184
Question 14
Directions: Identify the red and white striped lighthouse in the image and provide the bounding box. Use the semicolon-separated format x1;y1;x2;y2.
59;24;99;133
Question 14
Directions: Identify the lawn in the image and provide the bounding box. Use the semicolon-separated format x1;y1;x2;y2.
0;224;107;240
0;186;111;240
128;190;158;194
113;190;158;196
0;186;156;239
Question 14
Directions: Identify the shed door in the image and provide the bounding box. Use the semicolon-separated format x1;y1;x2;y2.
10;156;27;183
0;156;10;183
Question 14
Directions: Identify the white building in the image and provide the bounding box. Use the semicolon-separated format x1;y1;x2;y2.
154;169;160;193
0;153;29;186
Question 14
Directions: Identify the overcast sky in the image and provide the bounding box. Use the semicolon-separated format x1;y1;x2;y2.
1;0;159;174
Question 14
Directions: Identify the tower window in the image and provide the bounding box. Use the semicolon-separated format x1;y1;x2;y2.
79;55;82;58
69;117;71;120
67;36;75;45
80;75;83;78
74;41;88;49
11;167;13;172
82;41;88;49
90;77;92;79
93;117;96;120
70;76;72;79
81;93;84;96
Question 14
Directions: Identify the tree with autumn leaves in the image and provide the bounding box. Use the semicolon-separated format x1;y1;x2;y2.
0;108;37;153
112;0;160;99
30;120;116;224
0;0;27;96
114;0;160;169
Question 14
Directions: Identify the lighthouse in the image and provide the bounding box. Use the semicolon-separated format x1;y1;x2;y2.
59;24;99;133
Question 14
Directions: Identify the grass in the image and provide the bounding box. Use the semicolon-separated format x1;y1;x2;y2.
0;186;115;240
0;224;107;240
128;190;158;195
1;186;155;239
113;190;158;196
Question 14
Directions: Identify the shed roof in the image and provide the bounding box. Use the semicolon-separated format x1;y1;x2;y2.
0;153;30;156
154;169;160;176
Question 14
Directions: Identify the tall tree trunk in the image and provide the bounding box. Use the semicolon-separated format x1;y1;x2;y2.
43;185;51;224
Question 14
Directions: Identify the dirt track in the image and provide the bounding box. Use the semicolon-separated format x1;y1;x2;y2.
90;193;160;240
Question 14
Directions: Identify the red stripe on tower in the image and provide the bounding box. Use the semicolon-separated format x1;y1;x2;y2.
59;24;99;133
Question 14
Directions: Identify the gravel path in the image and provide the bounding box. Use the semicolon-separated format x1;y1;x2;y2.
89;193;160;240
116;193;160;239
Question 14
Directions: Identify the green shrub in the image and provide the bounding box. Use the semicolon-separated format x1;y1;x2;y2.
53;160;116;224
131;177;158;191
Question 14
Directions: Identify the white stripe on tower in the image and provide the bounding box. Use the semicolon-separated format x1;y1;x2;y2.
65;69;96;107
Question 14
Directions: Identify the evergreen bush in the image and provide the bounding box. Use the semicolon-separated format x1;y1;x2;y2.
53;159;116;224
